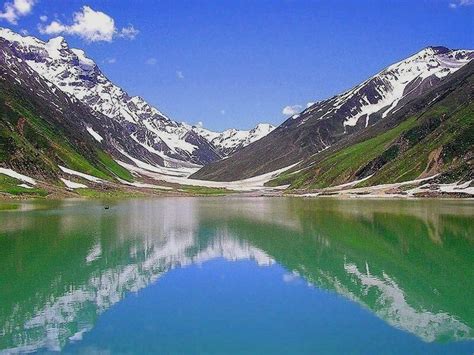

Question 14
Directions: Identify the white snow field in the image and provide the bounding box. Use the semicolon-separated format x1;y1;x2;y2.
86;127;103;143
116;159;296;191
60;178;88;189
0;167;37;185
59;166;104;183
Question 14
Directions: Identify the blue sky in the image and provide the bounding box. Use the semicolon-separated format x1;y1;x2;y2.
1;0;473;131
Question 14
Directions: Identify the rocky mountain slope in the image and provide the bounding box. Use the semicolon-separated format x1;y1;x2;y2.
268;61;474;191
192;46;473;183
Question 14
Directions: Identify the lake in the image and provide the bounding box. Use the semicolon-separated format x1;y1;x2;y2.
0;197;473;354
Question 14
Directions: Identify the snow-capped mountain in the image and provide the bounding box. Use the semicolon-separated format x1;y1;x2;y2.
193;123;275;156
0;27;273;170
193;46;473;181
296;46;473;129
0;27;217;168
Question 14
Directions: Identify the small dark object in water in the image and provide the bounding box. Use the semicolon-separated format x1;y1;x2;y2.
104;206;110;210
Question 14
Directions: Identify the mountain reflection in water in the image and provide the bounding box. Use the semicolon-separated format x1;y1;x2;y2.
0;198;473;353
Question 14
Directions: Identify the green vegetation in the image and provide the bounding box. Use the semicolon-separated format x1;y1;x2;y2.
10;98;111;180
268;86;473;190
180;185;234;196
0;174;48;197
309;117;417;188
364;104;473;186
275;116;417;189
97;151;134;182
0;86;137;186
75;188;147;199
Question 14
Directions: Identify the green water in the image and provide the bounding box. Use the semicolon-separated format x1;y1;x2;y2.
0;198;473;354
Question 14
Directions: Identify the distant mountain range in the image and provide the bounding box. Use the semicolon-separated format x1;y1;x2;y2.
192;123;275;156
0;26;472;195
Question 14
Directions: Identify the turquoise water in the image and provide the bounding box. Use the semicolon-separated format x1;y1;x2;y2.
1;198;473;354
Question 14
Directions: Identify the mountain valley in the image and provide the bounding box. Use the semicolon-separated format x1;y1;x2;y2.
0;27;472;198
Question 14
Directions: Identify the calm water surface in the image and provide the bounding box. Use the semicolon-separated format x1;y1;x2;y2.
0;197;473;354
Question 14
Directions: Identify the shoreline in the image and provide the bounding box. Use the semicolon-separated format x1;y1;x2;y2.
1;189;474;201
1;167;473;201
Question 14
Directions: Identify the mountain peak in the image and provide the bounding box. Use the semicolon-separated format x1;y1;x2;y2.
44;36;70;60
254;123;274;129
192;122;276;156
407;45;473;64
250;123;275;134
0;26;43;47
415;46;451;57
47;36;68;48
332;45;474;127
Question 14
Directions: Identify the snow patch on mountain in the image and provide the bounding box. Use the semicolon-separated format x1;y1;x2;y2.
0;167;37;185
59;165;103;183
344;46;473;127
351;47;473;126
86;126;103;142
60;178;88;189
116;158;295;191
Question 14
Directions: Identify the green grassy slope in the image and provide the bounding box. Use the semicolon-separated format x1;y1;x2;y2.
0;174;48;196
0;83;133;195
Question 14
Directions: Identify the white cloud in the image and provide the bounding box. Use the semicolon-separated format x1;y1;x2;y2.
39;14;47;22
12;0;33;14
38;6;139;42
449;0;474;8
0;0;35;24
0;5;17;24
118;25;139;40
40;20;65;34
19;28;28;35
146;57;157;65
282;104;302;116
39;6;114;42
105;57;116;64
176;70;184;79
